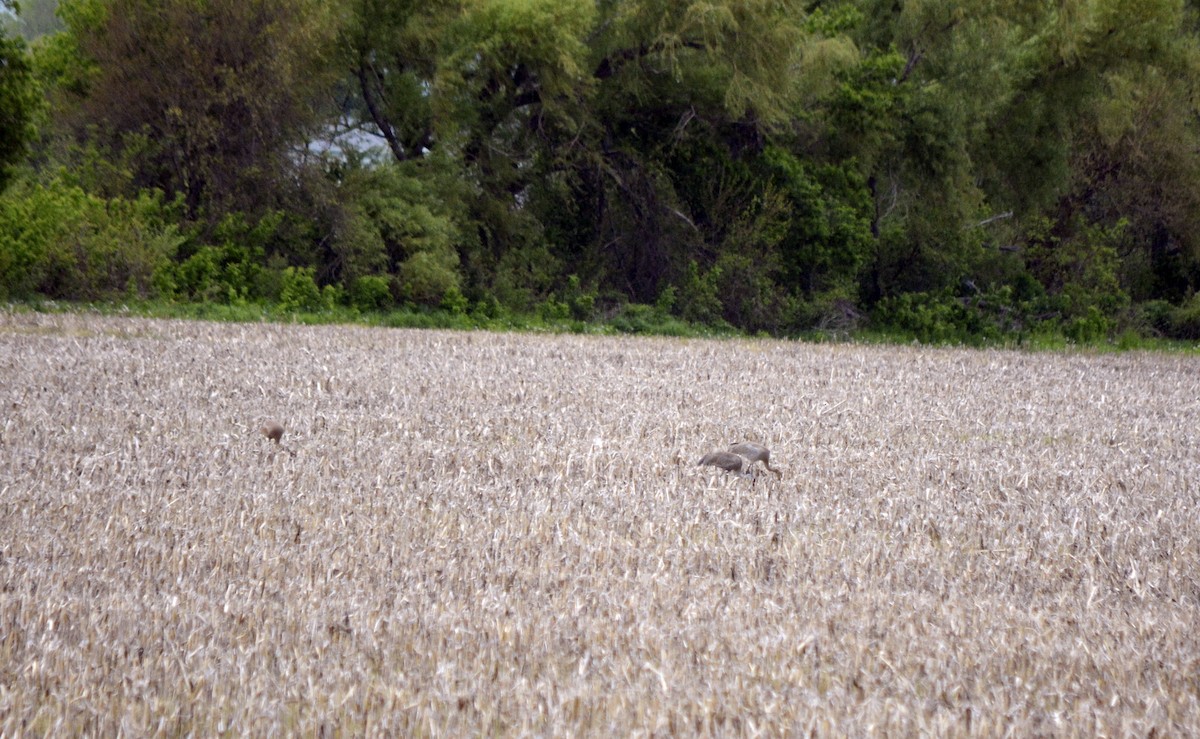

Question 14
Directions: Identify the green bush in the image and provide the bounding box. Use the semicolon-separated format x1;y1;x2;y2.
609;303;664;335
397;249;460;306
1063;305;1111;343
563;274;596;320
1166;294;1200;340
158;210;315;304
350;274;393;311
676;260;723;325
331;205;388;287
337;161;468;308
1132;300;1174;337
279;266;322;312
873;291;981;344
0;180;68;298
321;283;345;311
441;284;469;315
655;284;677;316
167;242;264;304
470;295;505;322
538;297;570;321
0;177;182;300
1025;216;1130;323
607;302;696;336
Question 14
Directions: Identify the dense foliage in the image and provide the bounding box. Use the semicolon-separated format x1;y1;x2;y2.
4;0;1200;343
0;1;38;192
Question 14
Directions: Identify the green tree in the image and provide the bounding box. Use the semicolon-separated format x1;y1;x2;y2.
10;0;1196;337
342;0;815;311
0;0;38;192
340;0;461;163
53;0;340;220
971;0;1200;311
561;0;810;305
1056;3;1200;303
335;158;466;307
810;0;1200;332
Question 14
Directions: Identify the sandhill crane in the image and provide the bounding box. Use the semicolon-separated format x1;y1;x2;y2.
261;421;285;443
698;450;751;476
728;442;782;479
260;420;297;457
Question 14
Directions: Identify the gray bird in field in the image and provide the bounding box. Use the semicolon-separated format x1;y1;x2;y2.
698;450;752;476
727;442;782;479
261;421;285;443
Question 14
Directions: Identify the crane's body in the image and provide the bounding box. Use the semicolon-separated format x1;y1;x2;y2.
728;442;782;478
698;450;748;474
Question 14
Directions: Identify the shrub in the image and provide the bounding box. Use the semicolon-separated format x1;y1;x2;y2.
1132;300;1174;337
563;274;596;320
0;176;182;300
1166;294;1200;340
1025;216;1130;323
1063;305;1111;343
441;285;469;315
279;266;322;312
470;295;505;322
538;297;570;322
491;239;560;311
676;260;723;325
350;274;393;312
873;291;979;344
607;302;696;336
397;249;460;307
168;242;264;304
330;205;388;287
321;283;345;311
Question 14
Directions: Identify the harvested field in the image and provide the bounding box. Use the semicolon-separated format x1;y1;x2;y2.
2;311;1199;735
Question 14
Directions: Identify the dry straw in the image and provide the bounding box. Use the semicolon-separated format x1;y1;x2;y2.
1;312;1199;734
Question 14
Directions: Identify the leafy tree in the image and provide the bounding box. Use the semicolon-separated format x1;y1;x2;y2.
815;1;998;302
567;0;810;304
53;0;340;220
331;156;467;306
759;147;873;323
338;0;468;163
1056;5;1200;303
343;0;815;309
0;0;37;192
968;0;1200;313
6;0;1200;340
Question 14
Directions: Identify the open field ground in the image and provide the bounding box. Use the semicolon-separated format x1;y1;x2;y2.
1;312;1199;735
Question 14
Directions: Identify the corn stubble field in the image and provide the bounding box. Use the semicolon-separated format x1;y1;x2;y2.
1;312;1199;736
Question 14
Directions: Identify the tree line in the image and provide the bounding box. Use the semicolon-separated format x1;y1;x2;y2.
3;0;1200;343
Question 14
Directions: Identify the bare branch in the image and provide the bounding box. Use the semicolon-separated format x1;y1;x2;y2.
898;43;923;84
355;61;408;163
667;206;699;232
969;211;1014;229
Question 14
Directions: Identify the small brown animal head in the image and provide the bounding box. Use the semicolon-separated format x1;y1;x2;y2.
261;422;284;443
